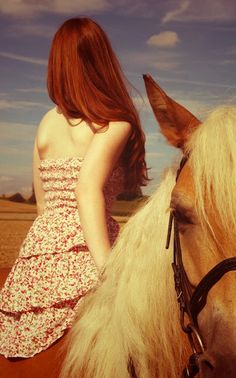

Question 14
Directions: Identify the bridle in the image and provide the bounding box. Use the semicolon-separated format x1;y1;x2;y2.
166;155;236;377
128;155;236;378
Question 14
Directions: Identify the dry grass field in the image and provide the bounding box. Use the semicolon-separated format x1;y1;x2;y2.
0;198;147;269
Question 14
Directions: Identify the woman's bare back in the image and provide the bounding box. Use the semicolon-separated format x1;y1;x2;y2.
36;107;95;160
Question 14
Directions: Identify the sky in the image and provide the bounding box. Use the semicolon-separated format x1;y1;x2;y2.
1;0;236;196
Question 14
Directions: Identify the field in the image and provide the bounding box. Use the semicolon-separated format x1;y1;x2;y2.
0;198;147;269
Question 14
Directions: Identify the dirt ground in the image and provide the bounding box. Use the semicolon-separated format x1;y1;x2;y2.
0;220;33;268
0;201;35;268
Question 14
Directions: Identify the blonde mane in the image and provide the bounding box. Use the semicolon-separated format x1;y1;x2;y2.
186;106;236;253
60;106;236;377
61;169;190;378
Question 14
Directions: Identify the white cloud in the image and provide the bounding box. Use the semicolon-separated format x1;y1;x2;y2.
0;1;43;17
0;145;33;157
0;90;49;111
2;0;236;22
0;0;158;18
162;0;190;24
218;59;236;66
0;0;110;17
0;99;16;110
112;0;158;18
0;121;36;142
16;87;47;94
147;31;180;48
0;176;14;182
222;46;236;56
162;0;236;24
152;60;180;71
0;99;50;110
0;51;47;66
123;50;182;72
157;75;236;90
53;0;110;13
8;23;56;38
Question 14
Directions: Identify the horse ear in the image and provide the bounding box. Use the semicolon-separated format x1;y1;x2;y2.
143;74;201;149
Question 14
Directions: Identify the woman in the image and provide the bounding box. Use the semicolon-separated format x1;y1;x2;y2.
0;17;148;358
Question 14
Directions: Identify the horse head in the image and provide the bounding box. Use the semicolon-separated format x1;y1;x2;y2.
144;74;236;377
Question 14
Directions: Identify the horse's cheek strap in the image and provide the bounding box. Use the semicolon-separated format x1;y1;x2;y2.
190;257;236;321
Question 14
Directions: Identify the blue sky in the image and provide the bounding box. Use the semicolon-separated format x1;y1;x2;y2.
1;0;236;196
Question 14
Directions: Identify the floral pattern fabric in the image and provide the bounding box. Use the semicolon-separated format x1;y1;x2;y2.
0;157;124;358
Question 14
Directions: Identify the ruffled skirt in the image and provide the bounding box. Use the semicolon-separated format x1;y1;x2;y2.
0;246;98;358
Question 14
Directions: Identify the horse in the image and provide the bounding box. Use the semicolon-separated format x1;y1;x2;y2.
60;75;236;377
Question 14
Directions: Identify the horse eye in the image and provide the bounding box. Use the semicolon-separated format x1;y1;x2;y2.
172;208;193;225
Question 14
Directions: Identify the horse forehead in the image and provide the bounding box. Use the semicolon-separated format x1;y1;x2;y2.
172;163;195;204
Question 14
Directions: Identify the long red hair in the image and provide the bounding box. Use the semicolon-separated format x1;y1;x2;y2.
47;17;148;191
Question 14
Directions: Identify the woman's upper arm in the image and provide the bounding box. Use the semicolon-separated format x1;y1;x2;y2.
78;121;132;191
33;138;45;211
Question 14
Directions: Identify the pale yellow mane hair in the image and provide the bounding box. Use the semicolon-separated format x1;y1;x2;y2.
186;106;236;254
61;105;236;377
61;170;190;378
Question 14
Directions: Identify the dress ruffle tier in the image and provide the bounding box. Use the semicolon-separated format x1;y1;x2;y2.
0;157;124;358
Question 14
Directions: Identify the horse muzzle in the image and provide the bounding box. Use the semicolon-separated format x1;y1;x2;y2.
198;314;236;377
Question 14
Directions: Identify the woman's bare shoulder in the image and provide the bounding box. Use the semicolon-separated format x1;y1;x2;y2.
38;107;62;134
36;107;60;147
37;107;59;130
107;120;132;137
92;120;132;134
109;120;132;129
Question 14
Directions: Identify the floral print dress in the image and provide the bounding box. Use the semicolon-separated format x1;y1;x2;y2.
0;157;124;358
